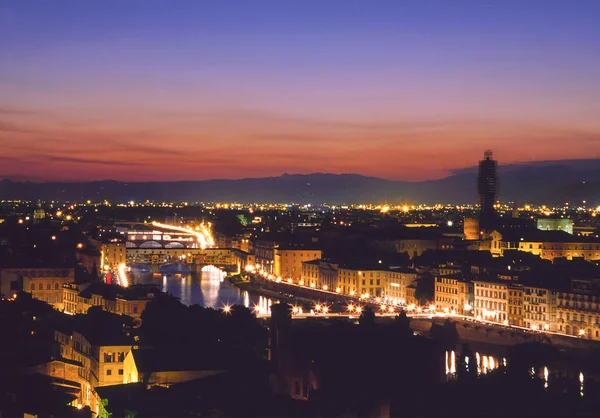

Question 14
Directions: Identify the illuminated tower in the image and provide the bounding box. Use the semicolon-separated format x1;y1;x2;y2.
33;202;45;224
477;150;499;230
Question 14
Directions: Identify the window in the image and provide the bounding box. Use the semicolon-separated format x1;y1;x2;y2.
54;283;59;290
106;369;112;376
39;283;43;290
118;369;124;375
30;283;35;291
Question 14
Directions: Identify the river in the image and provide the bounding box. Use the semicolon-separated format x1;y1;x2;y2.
127;265;592;393
130;265;274;314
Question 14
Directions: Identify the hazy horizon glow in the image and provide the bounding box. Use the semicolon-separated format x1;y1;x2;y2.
1;0;600;182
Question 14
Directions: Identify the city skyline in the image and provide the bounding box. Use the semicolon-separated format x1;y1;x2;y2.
2;0;600;182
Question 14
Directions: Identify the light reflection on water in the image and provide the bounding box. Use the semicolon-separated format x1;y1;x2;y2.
445;349;586;395
446;350;504;378
133;268;275;310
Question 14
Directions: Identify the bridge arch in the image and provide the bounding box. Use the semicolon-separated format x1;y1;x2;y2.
165;242;185;249
139;240;163;249
125;241;138;248
201;265;223;273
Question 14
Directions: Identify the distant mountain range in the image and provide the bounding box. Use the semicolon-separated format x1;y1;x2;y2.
1;159;599;205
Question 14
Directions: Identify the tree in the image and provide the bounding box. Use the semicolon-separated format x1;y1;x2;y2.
392;311;411;337
359;306;375;327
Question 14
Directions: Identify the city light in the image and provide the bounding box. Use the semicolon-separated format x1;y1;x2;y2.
117;264;129;287
151;221;214;249
222;305;231;314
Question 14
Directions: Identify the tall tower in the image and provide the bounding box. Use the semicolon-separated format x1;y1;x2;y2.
477;150;499;230
33;202;45;224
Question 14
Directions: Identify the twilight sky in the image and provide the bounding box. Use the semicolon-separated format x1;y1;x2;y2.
1;0;600;182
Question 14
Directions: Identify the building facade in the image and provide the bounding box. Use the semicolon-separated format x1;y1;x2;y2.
384;269;417;304
556;279;600;340
93;345;131;387
507;285;524;327
101;242;127;270
300;260;338;290
523;286;556;331
473;280;508;323
274;248;322;279
63;282;156;318
434;274;474;315
0;267;75;309
337;268;358;295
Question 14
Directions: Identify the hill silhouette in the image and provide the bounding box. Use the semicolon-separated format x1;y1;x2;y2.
1;159;599;205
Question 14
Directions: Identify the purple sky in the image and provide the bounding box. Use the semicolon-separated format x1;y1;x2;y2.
1;0;600;182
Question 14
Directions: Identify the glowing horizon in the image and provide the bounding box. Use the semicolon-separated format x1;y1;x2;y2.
1;1;599;182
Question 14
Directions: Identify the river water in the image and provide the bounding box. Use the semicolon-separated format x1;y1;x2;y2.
128;265;590;392
131;266;274;314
